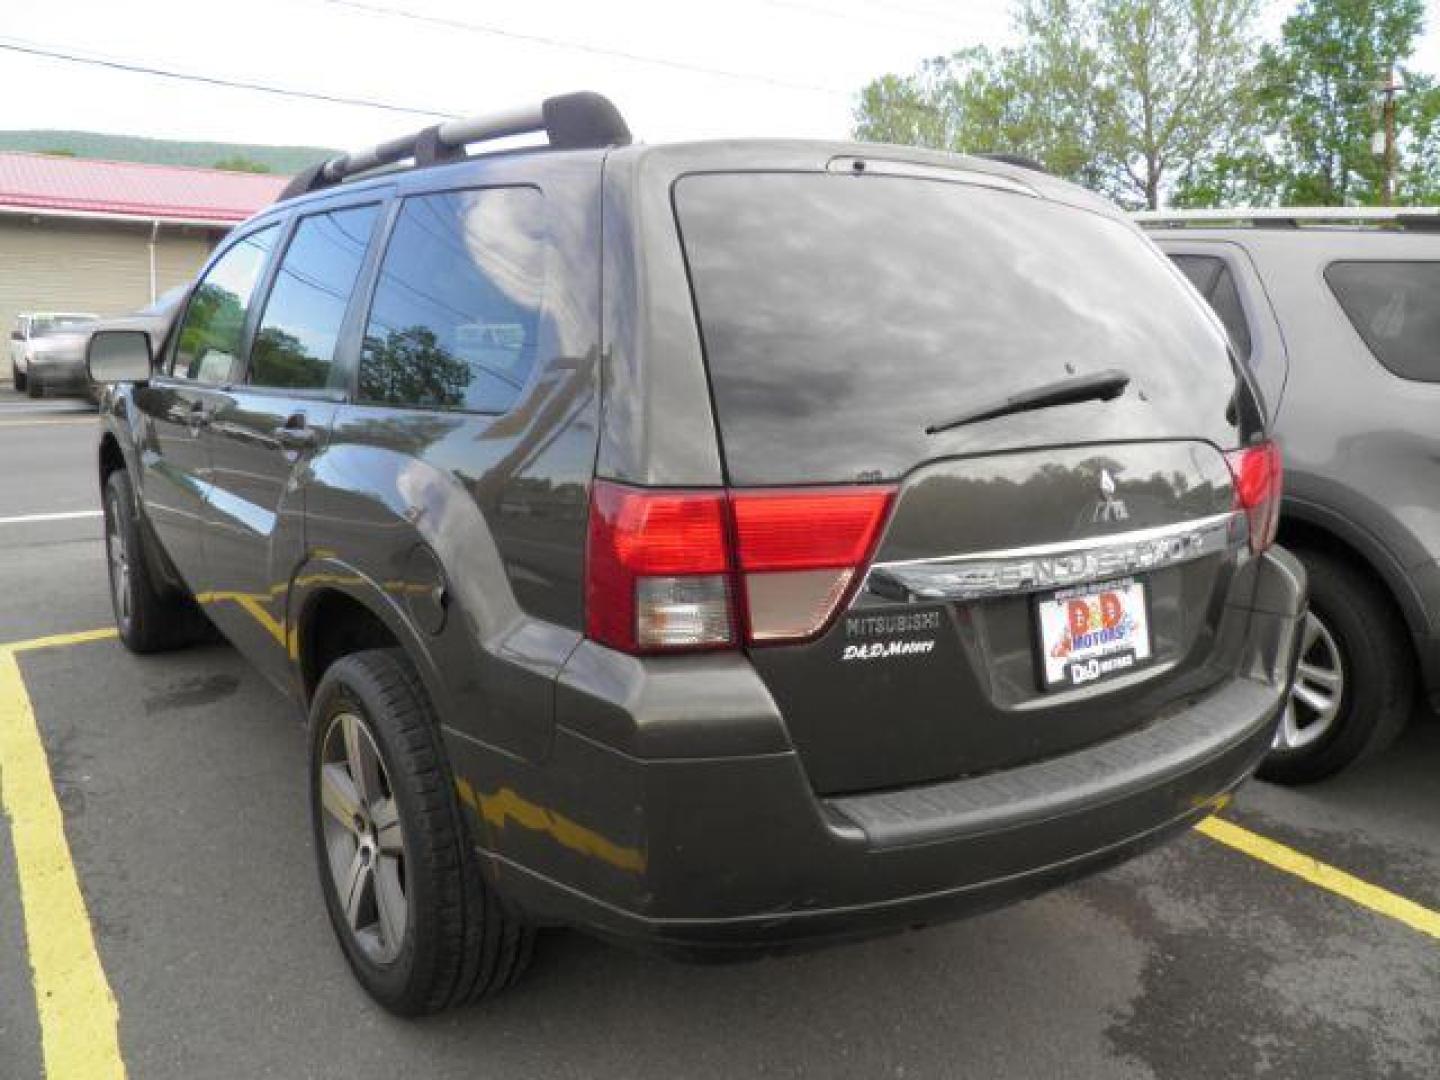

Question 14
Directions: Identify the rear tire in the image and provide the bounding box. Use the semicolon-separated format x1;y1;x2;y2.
309;649;534;1015
10;361;25;392
1259;549;1412;784
103;469;209;653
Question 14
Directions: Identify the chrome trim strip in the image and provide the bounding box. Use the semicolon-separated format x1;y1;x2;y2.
864;511;1243;602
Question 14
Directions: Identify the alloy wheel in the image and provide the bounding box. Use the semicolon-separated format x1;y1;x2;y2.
1274;610;1345;753
319;711;409;964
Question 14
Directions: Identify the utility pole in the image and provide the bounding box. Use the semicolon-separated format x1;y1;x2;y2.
1381;63;1398;206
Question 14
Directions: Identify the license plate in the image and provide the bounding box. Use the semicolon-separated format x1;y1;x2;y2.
1035;577;1152;689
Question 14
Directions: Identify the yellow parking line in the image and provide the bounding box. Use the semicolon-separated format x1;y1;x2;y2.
3;627;117;654
0;630;125;1079
1197;815;1440;941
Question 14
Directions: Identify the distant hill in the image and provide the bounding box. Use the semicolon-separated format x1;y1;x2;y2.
0;130;338;175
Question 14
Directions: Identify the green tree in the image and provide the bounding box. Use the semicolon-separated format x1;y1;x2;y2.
251;326;330;389
1401;79;1440;204
1177;0;1434;205
853;0;1261;208
211;155;272;174
359;326;472;410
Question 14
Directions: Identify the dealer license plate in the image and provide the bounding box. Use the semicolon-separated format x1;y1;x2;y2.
1036;577;1152;689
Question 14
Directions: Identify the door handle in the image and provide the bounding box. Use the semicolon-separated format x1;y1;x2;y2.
273;418;319;452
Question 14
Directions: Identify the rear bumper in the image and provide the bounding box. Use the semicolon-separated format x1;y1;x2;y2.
461;549;1306;956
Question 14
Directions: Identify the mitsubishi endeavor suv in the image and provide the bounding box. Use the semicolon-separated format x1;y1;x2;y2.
87;93;1305;1015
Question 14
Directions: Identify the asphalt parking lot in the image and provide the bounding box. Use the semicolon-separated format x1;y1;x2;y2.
0;384;1437;1080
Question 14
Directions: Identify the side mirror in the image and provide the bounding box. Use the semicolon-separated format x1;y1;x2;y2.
87;330;153;386
9;330;22;342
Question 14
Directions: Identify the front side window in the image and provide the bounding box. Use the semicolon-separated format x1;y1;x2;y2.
1326;261;1440;382
358;187;545;414
249;204;379;391
172;225;279;383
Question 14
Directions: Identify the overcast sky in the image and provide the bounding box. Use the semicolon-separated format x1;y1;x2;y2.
0;0;1435;153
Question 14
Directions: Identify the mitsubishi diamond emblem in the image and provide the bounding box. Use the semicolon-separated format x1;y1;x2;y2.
1093;468;1129;523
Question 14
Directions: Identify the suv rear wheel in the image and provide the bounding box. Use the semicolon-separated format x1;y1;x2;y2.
10;360;25;392
309;649;533;1015
25;372;42;399
1260;549;1412;784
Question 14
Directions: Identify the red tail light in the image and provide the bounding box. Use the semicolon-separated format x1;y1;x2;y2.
585;481;894;654
585;483;732;653
1225;442;1282;553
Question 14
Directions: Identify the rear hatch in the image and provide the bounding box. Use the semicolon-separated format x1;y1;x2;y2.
672;164;1268;795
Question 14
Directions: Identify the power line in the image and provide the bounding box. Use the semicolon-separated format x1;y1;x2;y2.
0;20;946;137
0;36;461;119
315;0;850;97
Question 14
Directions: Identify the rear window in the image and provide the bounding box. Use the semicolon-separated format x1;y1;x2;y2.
674;173;1250;484
1325;261;1440;382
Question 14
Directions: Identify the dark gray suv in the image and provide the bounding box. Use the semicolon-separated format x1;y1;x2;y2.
1144;208;1440;783
88;93;1304;1015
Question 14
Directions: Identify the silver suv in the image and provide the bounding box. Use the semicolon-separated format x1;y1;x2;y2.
1144;208;1440;782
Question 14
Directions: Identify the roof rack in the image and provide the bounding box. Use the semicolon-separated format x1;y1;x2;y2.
976;152;1050;175
277;91;630;202
1134;206;1440;232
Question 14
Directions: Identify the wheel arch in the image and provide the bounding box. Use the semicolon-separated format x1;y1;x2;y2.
290;560;450;721
98;430;125;488
1277;503;1425;684
98;424;191;601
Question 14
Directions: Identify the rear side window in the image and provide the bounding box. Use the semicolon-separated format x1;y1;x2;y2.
249;204;379;391
675;173;1249;484
1326;261;1440;382
358;187;545;414
173;225;279;382
1170;254;1253;361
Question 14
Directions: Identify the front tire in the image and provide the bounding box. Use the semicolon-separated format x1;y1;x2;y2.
1260;549;1412;784
103;469;208;652
309;649;533;1015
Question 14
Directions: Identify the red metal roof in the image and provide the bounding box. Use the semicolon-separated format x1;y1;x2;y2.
0;151;287;224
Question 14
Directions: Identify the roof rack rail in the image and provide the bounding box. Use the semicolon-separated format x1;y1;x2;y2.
976;152;1050;175
277;91;630;202
1134;206;1440;232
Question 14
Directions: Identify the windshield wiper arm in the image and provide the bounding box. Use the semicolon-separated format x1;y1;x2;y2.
925;368;1131;435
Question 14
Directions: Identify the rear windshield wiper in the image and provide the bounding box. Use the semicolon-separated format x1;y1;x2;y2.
925;368;1131;436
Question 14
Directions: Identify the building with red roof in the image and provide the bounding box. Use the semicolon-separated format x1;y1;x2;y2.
0;152;286;341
